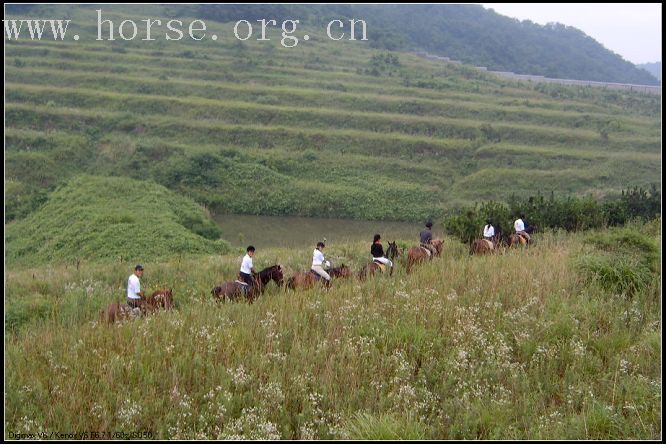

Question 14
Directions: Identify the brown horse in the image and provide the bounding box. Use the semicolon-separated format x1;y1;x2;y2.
470;239;496;255
509;233;528;247
146;288;174;311
358;241;401;279
100;289;174;324
211;265;284;303
100;302;135;324
286;264;351;290
406;239;443;273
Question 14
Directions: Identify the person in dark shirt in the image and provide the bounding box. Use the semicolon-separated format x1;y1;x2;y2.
371;234;393;268
419;221;436;256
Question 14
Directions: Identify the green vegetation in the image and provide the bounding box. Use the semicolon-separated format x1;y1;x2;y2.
443;186;661;244
5;226;661;439
5;175;229;267
577;221;660;297
5;5;661;225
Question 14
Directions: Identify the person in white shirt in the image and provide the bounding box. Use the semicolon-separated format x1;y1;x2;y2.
514;214;531;242
311;241;331;282
127;264;145;309
483;219;495;239
240;246;257;288
483;219;496;247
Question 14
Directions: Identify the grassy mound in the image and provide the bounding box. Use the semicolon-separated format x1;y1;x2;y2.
5;175;230;267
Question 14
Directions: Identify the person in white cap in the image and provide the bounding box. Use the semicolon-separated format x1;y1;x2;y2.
311;241;331;282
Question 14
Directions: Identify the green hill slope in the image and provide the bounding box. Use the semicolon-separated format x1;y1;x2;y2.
4;5;661;225
5;175;230;266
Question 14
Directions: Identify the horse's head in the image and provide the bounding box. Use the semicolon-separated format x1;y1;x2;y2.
260;265;284;286
148;288;174;309
273;265;285;286
432;239;444;255
387;241;401;259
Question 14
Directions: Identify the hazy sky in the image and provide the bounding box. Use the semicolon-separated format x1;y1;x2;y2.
481;3;661;64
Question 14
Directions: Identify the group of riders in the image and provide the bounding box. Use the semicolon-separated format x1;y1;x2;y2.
125;216;533;305
482;214;532;249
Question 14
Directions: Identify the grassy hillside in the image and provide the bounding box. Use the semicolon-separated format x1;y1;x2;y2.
5;175;230;267
4;5;661;224
5;223;661;439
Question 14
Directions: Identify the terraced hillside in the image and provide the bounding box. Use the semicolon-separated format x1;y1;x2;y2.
5;6;661;223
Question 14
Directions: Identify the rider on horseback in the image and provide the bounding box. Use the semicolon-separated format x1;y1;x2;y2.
514;214;531;243
483;218;496;248
371;234;393;269
127;264;146;310
311;241;331;283
419;221;436;256
239;246;257;291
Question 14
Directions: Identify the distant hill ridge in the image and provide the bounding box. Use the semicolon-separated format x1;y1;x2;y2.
188;3;660;85
637;62;661;82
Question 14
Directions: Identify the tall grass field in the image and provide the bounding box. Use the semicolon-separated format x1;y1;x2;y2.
5;223;661;439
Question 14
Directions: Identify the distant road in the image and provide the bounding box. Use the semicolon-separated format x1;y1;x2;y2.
414;51;662;95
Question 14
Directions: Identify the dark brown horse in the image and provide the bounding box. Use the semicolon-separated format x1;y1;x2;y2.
406;239;443;273
358;241;401;279
286;264;351;290
211;265;284;303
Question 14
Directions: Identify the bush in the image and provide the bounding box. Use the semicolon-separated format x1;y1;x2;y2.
577;253;654;297
577;227;660;296
443;188;660;244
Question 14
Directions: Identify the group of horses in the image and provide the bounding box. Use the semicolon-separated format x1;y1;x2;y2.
469;231;531;255
101;234;526;323
210;239;445;302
